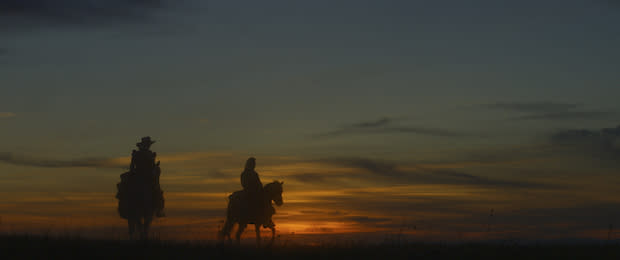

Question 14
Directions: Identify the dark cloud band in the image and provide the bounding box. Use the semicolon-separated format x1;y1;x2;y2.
0;0;165;26
482;102;580;112
313;117;466;138
0;152;125;168
310;157;556;189
512;111;613;121
549;124;620;159
482;101;614;121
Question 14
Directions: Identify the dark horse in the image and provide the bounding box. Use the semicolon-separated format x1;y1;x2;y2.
117;164;163;240
219;181;284;246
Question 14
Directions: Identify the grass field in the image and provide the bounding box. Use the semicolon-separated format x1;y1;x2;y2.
2;234;620;259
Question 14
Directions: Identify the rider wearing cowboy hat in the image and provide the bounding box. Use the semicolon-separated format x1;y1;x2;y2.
130;136;157;180
129;136;165;217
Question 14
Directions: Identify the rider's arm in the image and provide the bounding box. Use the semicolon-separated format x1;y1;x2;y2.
240;172;247;189
129;150;137;172
152;152;157;166
255;172;263;188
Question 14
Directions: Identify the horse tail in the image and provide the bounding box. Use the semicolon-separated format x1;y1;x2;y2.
219;198;235;240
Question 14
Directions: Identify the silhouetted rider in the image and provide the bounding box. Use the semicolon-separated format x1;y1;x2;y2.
129;136;157;175
129;136;165;217
241;157;262;193
241;157;273;225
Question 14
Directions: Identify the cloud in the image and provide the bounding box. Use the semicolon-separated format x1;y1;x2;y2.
351;117;392;128
482;102;580;112
311;157;555;189
482;101;614;121
427;170;553;189
0;0;166;27
318;158;399;177
292;190;496;222
0;112;16;118
289;173;332;184
385;127;466;136
549;124;620;158
551;127;619;142
344;216;391;224
0;151;239;170
0;148;557;191
313;117;465;138
0;152;126;168
512;111;613;121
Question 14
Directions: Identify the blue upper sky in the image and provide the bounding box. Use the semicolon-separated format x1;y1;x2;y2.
1;0;617;156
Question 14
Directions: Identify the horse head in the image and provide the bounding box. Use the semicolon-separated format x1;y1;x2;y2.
265;181;284;206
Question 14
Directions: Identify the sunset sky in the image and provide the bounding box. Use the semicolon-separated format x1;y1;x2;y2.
1;0;619;242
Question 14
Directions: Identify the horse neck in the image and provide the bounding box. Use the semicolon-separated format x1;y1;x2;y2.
263;188;272;202
263;184;277;201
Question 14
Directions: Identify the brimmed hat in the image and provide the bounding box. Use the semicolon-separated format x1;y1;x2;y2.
136;136;156;147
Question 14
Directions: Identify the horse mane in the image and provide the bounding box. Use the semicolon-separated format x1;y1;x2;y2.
264;180;282;192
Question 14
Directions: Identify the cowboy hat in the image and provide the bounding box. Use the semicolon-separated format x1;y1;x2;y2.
136;136;156;147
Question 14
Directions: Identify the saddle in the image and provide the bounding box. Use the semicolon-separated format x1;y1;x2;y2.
116;169;165;219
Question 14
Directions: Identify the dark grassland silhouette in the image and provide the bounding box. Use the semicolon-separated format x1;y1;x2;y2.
2;234;620;260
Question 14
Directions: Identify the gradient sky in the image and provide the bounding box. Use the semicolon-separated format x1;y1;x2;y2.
1;0;619;242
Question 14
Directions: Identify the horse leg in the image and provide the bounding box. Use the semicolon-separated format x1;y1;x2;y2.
143;215;152;240
269;226;276;246
219;218;234;243
255;223;261;247
128;218;136;240
235;223;246;245
136;217;145;241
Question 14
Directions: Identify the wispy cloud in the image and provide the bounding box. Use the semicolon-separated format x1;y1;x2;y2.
317;157;399;177
0;152;126;168
549;124;620;159
343;216;391;224
482;102;580;112
351;117;392;128
0;112;16;118
426;169;554;189
512;111;613;121
313;117;465;138
309;157;556;189
482;101;614;121
0;151;237;169
0;0;169;28
288;173;332;184
0;147;559;190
